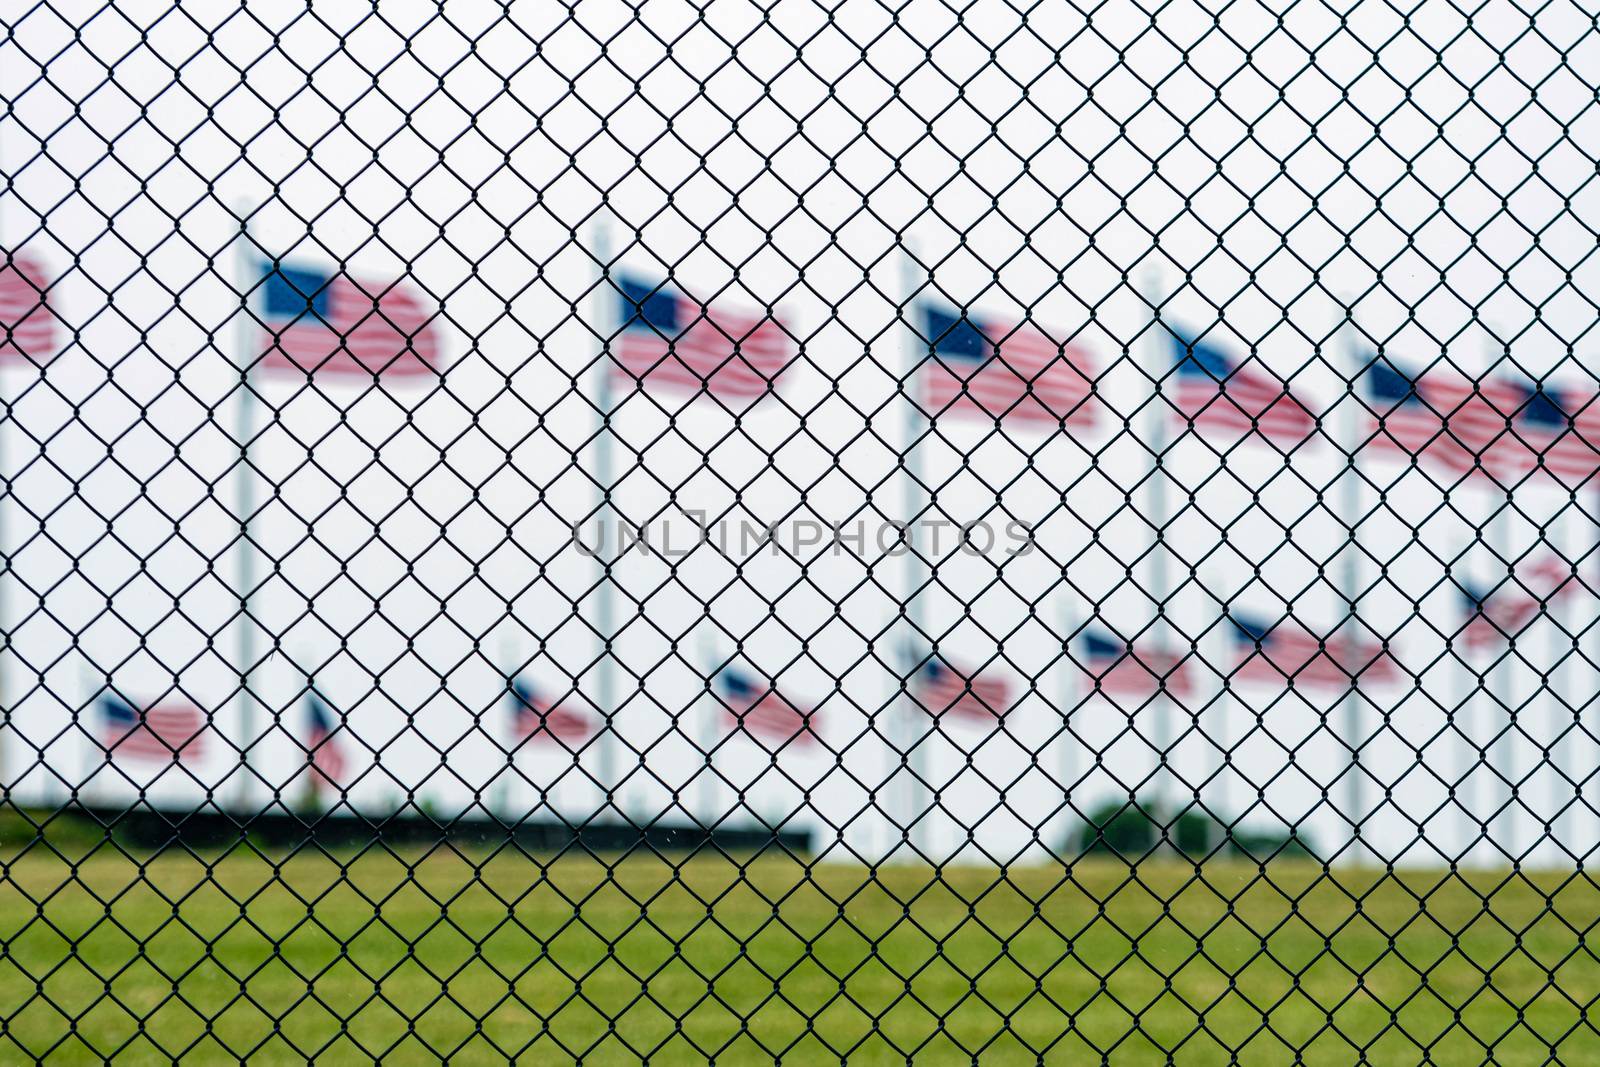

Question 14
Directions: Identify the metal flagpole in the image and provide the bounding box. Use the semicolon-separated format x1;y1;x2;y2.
1453;493;1484;863
1482;489;1514;863
299;677;319;813
589;220;622;826
232;209;260;815
1551;502;1576;862
493;636;516;823
0;315;10;788
695;623;719;831
0;127;9;792
1445;370;1481;863
79;662;99;806
1210;610;1237;852
1483;333;1518;864
1056;590;1082;845
897;241;930;863
0;184;32;796
1452;566;1478;865
1567;489;1599;864
1139;268;1174;818
1338;310;1369;864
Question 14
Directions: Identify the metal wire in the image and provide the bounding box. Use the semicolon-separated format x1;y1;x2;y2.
1;0;1598;1061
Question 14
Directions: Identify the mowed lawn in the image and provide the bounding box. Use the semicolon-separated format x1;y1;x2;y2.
0;839;1597;1064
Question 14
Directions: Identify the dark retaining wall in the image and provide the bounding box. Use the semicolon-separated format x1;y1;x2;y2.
38;802;812;856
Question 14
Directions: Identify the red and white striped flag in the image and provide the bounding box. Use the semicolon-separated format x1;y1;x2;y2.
1230;616;1399;692
1357;358;1564;482
1512;387;1600;486
1473;380;1600;487
613;275;791;400
919;305;1099;427
1358;356;1475;474
1168;330;1316;446
715;667;821;747
1429;373;1525;479
306;692;347;792
1458;555;1576;652
0;250;60;364
509;679;595;745
257;259;440;378
97;694;206;763
1079;629;1193;700
911;655;1016;724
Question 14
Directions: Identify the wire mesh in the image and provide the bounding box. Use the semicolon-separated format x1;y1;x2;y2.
2;0;1599;1061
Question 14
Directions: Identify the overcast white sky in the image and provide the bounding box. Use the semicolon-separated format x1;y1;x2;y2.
2;0;1597;865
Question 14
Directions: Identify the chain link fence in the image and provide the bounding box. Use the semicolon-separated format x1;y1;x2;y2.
2;0;1599;1061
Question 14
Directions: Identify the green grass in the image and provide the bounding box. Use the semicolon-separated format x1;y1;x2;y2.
0;837;1597;1064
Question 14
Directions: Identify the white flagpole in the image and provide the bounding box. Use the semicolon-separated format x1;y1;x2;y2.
589;220;621;827
232;210;260;815
696;624;719;833
0;241;46;798
299;681;319;813
1439;394;1475;864
1483;490;1513;863
493;636;516;824
1056;592;1081;847
1454;569;1480;865
897;242;929;863
0;333;10;789
1483;334;1518;863
1139;269;1174;819
1564;490;1597;863
1455;495;1484;864
0;142;9;793
79;662;98;807
1338;310;1369;864
1210;613;1236;853
1551;504;1575;862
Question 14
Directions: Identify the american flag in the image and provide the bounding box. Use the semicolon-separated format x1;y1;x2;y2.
714;668;820;747
1457;555;1576;652
1482;382;1600;487
256;259;440;378
97;694;206;763
612;275;791;399
919;305;1098;427
1357;357;1474;473
1230;616;1399;691
0;249;59;364
1168;330;1315;445
1430;373;1526;479
305;691;347;791
911;655;1015;724
1079;629;1193;699
509;679;595;744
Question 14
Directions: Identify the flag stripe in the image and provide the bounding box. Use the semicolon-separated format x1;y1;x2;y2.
1081;634;1193;699
1230;622;1398;691
0;251;59;363
1169;335;1315;445
716;670;820;745
510;681;595;744
913;660;1015;722
1459;556;1575;651
614;279;790;400
1490;387;1600;485
722;696;819;745
99;698;206;762
259;267;441;377
307;697;347;785
921;308;1098;426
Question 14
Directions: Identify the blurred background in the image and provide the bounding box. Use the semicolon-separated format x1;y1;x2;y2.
1;0;1596;870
